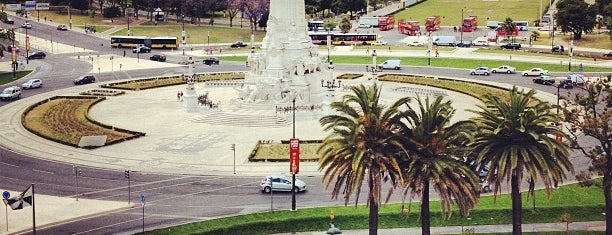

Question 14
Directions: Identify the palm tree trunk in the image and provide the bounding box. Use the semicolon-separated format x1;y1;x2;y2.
511;174;522;235
369;197;378;235
421;180;431;235
604;160;612;235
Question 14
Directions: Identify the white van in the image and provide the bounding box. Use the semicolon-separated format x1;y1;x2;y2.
378;60;401;70
567;74;585;85
0;86;21;101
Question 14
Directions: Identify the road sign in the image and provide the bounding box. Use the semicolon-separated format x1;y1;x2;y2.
2;191;9;199
25;1;36;10
140;193;145;206
36;3;49;10
289;138;300;174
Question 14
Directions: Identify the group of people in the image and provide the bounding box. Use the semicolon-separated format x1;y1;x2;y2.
197;93;219;109
275;104;323;114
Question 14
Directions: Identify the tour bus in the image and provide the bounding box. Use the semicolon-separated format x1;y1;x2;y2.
307;20;325;31
515;21;529;31
330;33;378;46
308;31;329;45
110;36;178;49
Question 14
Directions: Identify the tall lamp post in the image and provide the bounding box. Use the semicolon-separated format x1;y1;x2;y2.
127;11;130;36
181;15;186;56
291;98;296;211
326;29;331;63
371;49;377;75
25;27;29;64
460;8;464;42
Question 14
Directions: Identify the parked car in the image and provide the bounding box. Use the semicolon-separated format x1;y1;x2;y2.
532;75;555;85
491;65;516;74
21;78;43;89
230;41;248;48
3;18;14;24
551;45;564;53
132;45;151;53
260;174;307;193
480;178;492;193
56;24;68;31
358;23;372;28
472;40;489;46
73;75;96;85
522;68;548;76
149;54;166;62
0;86;21;100
456;41;472;47
469;66;490;76
21;22;32;29
371;40;387;46
27;51;46;59
501;42;521;50
558;78;574;89
203;57;220;65
407;40;424;46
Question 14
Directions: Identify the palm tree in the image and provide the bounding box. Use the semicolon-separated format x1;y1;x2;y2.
318;83;410;235
398;95;480;235
501;17;517;42
469;87;574;235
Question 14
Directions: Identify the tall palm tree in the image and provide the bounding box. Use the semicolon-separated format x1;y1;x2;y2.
318;83;410;235
501;17;517;42
469;87;574;235
398;95;480;235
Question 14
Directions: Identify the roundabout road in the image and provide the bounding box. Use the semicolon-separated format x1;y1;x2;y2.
0;21;601;234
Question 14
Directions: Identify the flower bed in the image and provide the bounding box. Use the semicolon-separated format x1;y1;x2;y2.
249;140;321;162
21;96;145;149
79;89;126;96
101;72;246;90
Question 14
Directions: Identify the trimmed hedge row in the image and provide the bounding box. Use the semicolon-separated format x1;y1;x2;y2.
101;72;246;91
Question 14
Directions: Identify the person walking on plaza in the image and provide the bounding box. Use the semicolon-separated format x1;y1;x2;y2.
435;48;439;57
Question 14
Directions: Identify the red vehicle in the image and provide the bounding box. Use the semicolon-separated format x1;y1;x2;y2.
425;16;441;31
398;20;420;36
496;26;519;37
462;16;478;32
378;16;395;31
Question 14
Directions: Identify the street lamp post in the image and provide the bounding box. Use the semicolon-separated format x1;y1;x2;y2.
460;8;464;42
291;98;296;211
371;49;377;75
127;11;130;36
25;27;29;64
327;29;331;63
182;15;186;56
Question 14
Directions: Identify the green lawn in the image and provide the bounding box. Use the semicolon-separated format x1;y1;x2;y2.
142;182;605;235
112;25;266;45
0;71;32;85
395;0;546;27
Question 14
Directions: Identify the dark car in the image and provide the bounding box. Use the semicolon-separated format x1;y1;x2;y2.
57;24;68;31
603;52;612;57
203;57;220;65
230;41;248;48
150;54;166;62
558;79;574;89
532;75;555;85
132;45;151;53
501;42;521;50
3;18;14;24
456;41;471;48
27;52;46;59
74;75;96;85
551;45;564;53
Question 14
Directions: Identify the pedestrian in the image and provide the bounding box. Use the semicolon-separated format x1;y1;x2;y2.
123;50;126;57
366;46;369;54
44;16;46;22
177;91;181;101
435;48;439;57
453;26;457;32
579;63;583;73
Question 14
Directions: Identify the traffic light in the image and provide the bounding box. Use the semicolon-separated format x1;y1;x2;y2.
73;166;82;176
124;170;130;179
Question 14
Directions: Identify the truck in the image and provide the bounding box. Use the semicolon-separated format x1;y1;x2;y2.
462;16;478;32
358;16;379;28
377;16;395;31
398;20;420;36
432;36;456;46
486;21;499;29
425;16;441;31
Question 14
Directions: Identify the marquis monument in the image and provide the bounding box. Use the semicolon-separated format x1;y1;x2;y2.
236;0;332;106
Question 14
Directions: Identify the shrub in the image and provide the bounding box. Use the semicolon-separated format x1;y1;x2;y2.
102;6;121;18
575;170;593;187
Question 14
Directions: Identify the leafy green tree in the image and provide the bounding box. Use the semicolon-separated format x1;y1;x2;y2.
469;87;574;235
318;83;410;235
338;14;352;33
562;75;612;234
398;96;480;235
499;17;516;42
555;0;597;39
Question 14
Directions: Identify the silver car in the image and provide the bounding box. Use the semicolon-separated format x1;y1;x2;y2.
469;66;490;76
22;78;43;89
260;174;307;193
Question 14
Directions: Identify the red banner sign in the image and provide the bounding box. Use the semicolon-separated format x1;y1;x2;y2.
289;138;300;174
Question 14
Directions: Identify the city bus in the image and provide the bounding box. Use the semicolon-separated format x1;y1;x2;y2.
307;20;324;31
330;33;378;46
110;36;179;49
515;21;529;31
308;32;329;45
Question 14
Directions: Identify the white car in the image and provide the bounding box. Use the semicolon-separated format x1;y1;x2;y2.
491;65;516;74
0;86;21;100
21;78;43;89
358;23;372;28
260;174;307;193
21;22;32;29
522;68;549;76
407;40;424;46
371;40;387;46
469;66;490;76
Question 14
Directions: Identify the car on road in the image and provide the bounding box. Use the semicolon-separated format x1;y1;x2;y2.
7;45;19;53
27;51;46;59
480;178;492;193
358;23;372;28
491;65;516;74
456;41;472;47
57;24;68;31
21;78;43;89
149;54;166;62
472;40;489;46
371;40;387;45
74;75;96;85
407;40;424;46
230;41;248;48
501;42;521;50
558;78;574;89
532;75;555;85
203;57;220;65
603;52;612;57
0;86;21;101
260;174;307;193
132;45;151;53
551;45;564;53
522;68;548;76
469;66;490;76
567;74;585;85
3;18;14;24
21;22;32;29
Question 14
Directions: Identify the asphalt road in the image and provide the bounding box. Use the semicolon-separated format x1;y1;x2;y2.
0;19;599;234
